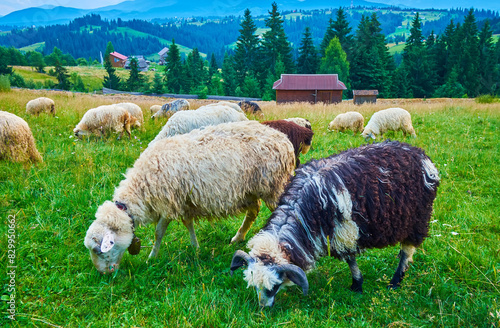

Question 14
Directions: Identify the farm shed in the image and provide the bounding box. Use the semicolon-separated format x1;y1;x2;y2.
353;90;379;105
158;47;169;65
125;56;150;72
109;52;128;68
272;74;347;104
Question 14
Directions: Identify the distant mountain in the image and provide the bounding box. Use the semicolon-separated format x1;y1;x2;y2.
365;0;500;11
0;0;389;27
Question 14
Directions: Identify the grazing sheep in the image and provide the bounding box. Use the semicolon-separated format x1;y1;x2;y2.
362;107;416;140
284;117;312;130
207;101;243;112
151;99;190;119
84;121;296;274
150;105;162;115
261;120;314;167
328;111;364;134
73;105;137;139
148;104;248;146
238;101;263;117
116;102;144;128
231;141;440;307
26;97;55;116
0;111;42;163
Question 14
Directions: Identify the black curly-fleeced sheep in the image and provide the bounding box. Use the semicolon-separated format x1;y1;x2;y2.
231;140;440;307
261;120;314;167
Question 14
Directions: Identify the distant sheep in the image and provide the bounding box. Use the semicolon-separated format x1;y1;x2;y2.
262;120;314;167
207;101;243;112
284;117;311;130
116;102;144;128
328;111;364;134
238;101;263;117
231;141;440;307
84;121;296;274
149;104;248;146
73;105;137;139
151;99;190;119
362;107;416;140
0;111;42;163
26;97;55;116
150;105;162;115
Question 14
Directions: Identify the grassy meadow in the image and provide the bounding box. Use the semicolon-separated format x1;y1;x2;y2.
0;89;499;327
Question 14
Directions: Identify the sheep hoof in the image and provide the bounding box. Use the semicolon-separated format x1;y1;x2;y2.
230;235;244;244
387;283;400;290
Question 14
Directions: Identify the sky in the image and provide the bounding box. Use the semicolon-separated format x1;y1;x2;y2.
0;0;123;16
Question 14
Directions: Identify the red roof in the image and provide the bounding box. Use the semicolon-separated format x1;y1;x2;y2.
273;74;347;90
109;52;128;61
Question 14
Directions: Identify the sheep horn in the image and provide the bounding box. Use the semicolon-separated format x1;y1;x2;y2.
230;250;252;275
277;264;309;296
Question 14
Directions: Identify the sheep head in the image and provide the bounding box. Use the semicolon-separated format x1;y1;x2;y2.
73;123;89;138
231;250;309;307
362;128;376;141
84;201;135;274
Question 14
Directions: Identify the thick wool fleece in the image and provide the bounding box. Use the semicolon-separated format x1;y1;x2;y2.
26;97;55;116
328;111;364;133
73;105;135;137
0;110;42;162
116;102;144;127
362;107;416;139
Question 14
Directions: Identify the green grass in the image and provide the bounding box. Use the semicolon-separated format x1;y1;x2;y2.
19;42;45;53
0;91;499;327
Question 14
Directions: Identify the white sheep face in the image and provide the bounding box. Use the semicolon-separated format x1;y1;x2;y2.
243;262;287;307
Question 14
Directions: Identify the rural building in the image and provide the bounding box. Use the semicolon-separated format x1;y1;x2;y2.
124;55;150;71
353;90;379;105
109;51;128;68
158;47;169;65
272;74;347;104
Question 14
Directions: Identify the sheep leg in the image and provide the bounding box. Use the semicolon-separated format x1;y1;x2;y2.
125;122;132;139
346;256;363;293
182;218;199;248
388;243;416;289
148;217;172;259
230;199;261;244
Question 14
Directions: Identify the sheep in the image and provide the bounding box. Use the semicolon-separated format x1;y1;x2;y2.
328;111;364;134
238;101;263;117
73;105;137;139
261;120;314;167
148;104;248;146
362;107;416;140
284;117;312;130
26;97;55;116
150;105;162;115
231;140;440;307
206;101;243;112
115;102;144;128
84;120;296;274
151;99;190;119
0;111;42;163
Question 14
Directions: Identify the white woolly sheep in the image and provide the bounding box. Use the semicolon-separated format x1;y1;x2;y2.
150;105;162;115
148;104;248;146
206;101;243;112
0;111;42;162
115;102;144;128
284;117;312;130
328;111;364;134
84;120;296;274
73;105;137;139
362;107;416;140
26;97;55;116
151;99;190;119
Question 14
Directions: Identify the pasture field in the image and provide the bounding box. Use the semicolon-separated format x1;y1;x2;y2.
0;89;499;327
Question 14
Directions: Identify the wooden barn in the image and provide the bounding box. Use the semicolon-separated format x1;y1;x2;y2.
353;90;379;105
158;47;169;65
109;52;128;68
272;74;347;104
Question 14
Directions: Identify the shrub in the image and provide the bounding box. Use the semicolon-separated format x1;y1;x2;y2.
9;73;25;88
475;94;499;104
0;74;10;91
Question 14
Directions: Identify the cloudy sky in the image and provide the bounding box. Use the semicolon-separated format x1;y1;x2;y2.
0;0;123;16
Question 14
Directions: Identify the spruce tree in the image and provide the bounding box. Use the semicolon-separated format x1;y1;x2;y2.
54;58;70;90
477;19;496;94
103;58;121;90
242;73;261;98
320;18;335;58
297;27;319;74
221;53;237;96
164;39;183;93
320;8;353;59
458;9;480;97
319;37;350;92
126;57;143;92
104;41;115;61
152;72;164;94
186;48;206;93
233;9;260;85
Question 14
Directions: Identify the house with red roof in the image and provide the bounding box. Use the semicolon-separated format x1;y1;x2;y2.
109;51;128;68
272;74;347;104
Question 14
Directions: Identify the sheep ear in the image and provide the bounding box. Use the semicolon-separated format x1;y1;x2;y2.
278;264;309;296
230;250;253;275
100;231;115;253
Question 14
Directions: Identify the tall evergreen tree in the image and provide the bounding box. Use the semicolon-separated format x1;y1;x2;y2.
103;57;121;90
320;18;335;58
126;57;143;92
221;53;237;96
54;58;70;90
104;41;115;62
241;73;261;98
320;8;353;59
297;27;319;74
185;48;206;93
152;72;164;94
164;39;183;93
319;37;350;92
260;2;295;75
458;9;480;97
477;19;496;94
233;8;260;85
